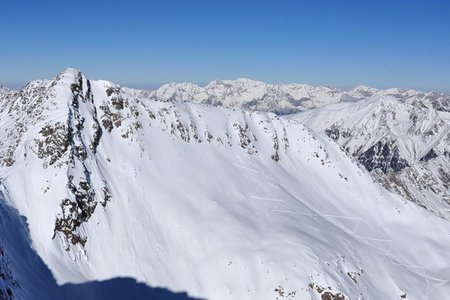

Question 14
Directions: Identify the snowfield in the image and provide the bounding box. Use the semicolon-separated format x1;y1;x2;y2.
0;69;449;299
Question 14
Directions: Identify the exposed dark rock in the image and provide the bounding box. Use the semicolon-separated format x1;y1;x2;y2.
420;149;438;162
321;291;345;300
241;99;258;111
274;285;296;299
53;72;110;249
91;121;103;152
358;140;409;173
105;87;116;97
111;97;125;110
288;97;309;107
325;126;340;141
35;122;70;166
233;123;256;154
309;283;345;300
101;186;112;207
53;176;98;248
325;125;351;141
346;271;360;284
271;108;301;115
271;136;280;161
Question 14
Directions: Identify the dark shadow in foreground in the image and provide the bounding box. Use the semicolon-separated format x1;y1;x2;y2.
0;191;204;300
61;278;204;300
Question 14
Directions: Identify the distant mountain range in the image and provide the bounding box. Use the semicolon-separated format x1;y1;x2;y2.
122;78;449;115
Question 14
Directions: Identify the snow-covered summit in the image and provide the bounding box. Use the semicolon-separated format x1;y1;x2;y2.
0;83;8;92
59;67;82;76
348;85;380;98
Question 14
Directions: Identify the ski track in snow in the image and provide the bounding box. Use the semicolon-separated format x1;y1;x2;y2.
235;155;449;299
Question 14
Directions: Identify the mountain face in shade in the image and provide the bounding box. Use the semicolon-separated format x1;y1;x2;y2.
0;69;449;300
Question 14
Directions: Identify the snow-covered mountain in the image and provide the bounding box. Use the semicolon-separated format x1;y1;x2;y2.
292;95;450;220
143;79;450;116
0;84;10;94
1;69;450;299
146;78;450;220
147;79;343;114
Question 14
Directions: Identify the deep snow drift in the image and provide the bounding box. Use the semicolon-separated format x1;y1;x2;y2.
0;69;449;299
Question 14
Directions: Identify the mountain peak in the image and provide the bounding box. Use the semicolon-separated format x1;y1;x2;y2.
235;77;265;84
351;85;378;91
61;67;81;74
60;67;82;75
54;68;84;83
350;85;379;96
0;83;8;92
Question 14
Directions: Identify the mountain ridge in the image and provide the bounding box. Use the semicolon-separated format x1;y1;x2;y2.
1;69;450;299
292;94;450;219
15;68;450;115
110;75;450;115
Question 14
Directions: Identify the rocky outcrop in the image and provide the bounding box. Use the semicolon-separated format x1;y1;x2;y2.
52;72;111;249
357;140;409;173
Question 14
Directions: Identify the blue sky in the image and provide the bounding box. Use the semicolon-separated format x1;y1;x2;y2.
1;0;449;91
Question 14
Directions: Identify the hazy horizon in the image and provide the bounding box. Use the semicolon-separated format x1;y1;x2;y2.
2;70;449;94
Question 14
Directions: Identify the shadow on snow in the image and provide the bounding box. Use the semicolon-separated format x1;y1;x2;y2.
0;192;203;300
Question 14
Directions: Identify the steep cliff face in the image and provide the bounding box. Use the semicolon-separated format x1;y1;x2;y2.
0;70;112;252
293;95;450;219
1;70;450;300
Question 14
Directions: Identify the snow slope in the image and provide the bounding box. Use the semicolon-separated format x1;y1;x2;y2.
292;95;450;220
0;69;450;299
0;189;200;300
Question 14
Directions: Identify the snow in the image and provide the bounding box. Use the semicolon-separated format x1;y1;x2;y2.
291;94;450;220
133;77;450;117
0;69;450;299
0;84;8;93
147;78;345;114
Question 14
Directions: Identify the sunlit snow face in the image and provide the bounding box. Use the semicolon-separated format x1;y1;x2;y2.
1;70;450;300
